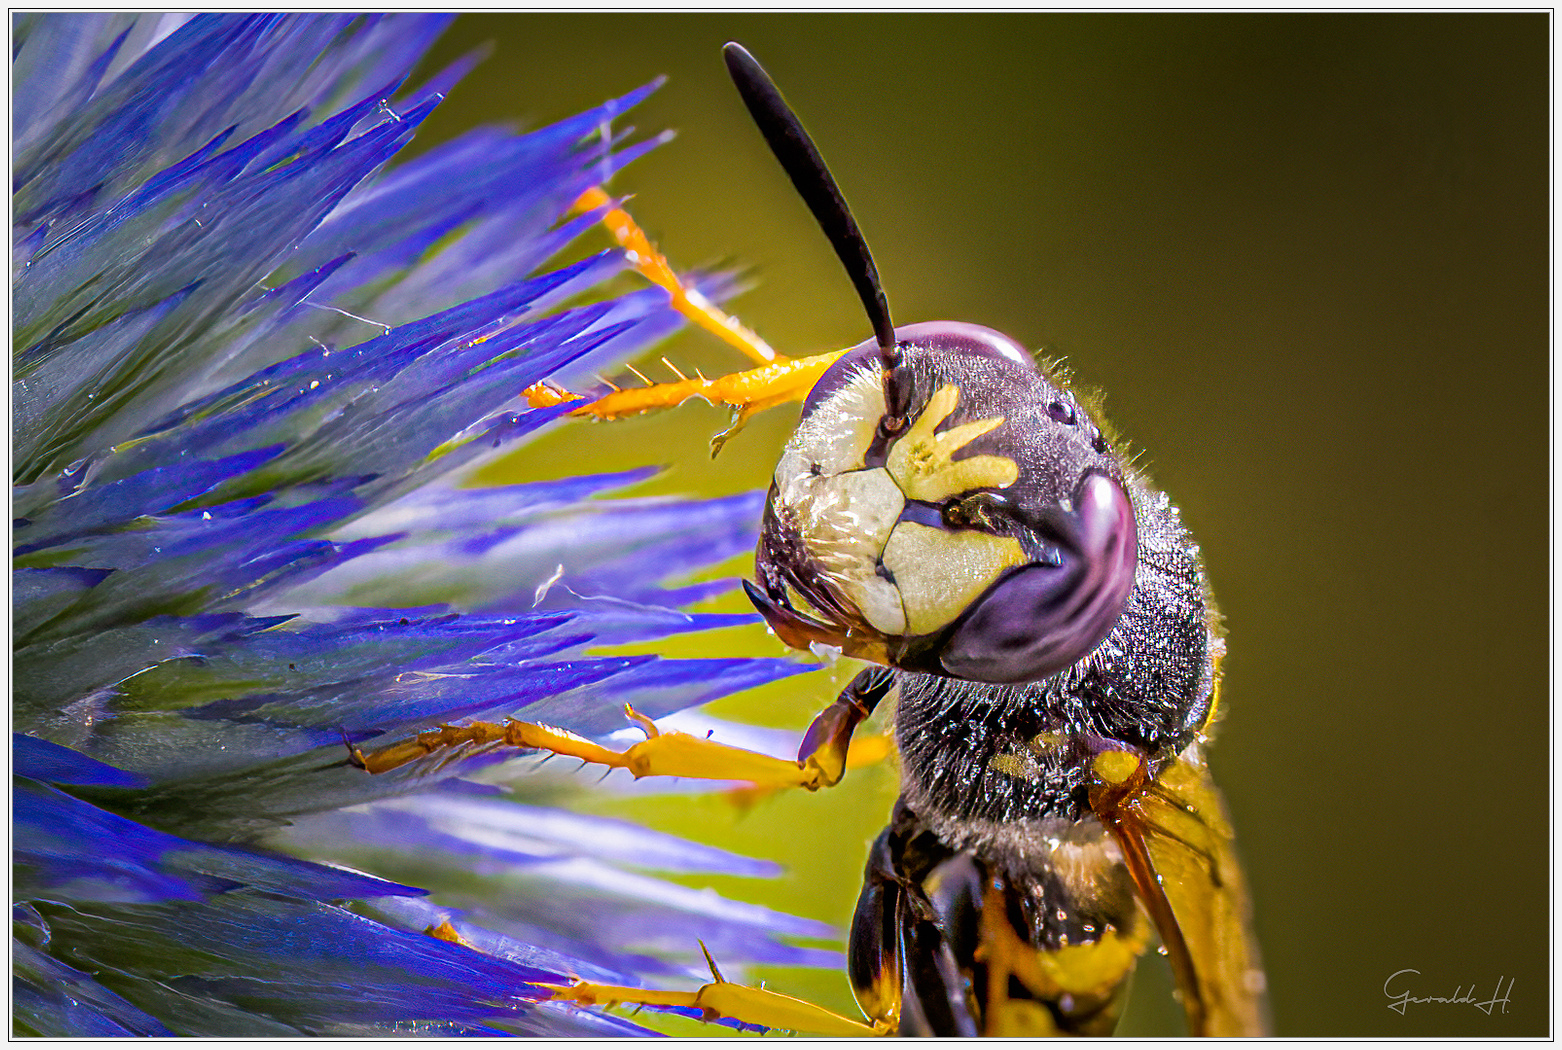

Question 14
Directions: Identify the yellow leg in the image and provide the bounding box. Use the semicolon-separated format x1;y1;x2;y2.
351;703;835;790
578;350;841;420
521;348;843;455
540;942;890;1037
426;915;886;1033
520;189;847;442
523;347;843;420
569;186;779;365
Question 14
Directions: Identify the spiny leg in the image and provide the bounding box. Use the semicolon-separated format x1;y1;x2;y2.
352;670;894;789
421;917;885;1034
522;188;845;447
547;348;842;423
523;344;843;455
570;186;778;365
541;940;890;1037
352;694;898;1032
422;913;887;1034
352;703;827;790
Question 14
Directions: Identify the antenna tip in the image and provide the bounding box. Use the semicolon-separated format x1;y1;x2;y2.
723;41;758;75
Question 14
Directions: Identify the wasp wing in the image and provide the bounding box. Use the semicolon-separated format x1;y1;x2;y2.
1131;751;1270;1036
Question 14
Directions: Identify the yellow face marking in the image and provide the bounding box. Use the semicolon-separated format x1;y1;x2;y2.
769;375;1029;642
882;522;1027;635
886;383;1018;502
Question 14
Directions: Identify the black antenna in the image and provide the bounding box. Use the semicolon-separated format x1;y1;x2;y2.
723;42;897;361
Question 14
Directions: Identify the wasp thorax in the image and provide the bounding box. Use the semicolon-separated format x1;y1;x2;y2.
750;322;1139;685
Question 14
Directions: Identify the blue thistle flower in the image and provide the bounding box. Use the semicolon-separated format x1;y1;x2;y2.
13;13;827;1036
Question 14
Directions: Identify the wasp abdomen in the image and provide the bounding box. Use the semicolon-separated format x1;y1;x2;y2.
851;798;1149;1036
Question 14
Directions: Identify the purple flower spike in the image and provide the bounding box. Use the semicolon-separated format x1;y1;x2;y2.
13;15;823;1037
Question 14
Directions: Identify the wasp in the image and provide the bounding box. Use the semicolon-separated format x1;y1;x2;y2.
355;43;1268;1037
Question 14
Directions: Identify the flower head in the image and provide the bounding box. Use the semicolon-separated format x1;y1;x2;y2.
14;14;824;1036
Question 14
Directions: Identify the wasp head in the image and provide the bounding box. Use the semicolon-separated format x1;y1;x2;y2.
749;321;1138;684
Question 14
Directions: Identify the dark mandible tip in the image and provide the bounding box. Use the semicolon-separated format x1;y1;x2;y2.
722;42;897;357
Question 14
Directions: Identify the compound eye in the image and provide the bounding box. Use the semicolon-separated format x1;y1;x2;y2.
938;470;1138;684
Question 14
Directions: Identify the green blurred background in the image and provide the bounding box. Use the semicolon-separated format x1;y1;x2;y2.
413;13;1548;1038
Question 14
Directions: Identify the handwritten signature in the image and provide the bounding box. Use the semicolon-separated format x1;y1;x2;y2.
1384;970;1513;1016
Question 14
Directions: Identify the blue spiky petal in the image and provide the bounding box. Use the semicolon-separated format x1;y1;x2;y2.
13;13;821;1036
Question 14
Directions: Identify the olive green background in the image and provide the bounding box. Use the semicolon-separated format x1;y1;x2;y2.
415;14;1548;1038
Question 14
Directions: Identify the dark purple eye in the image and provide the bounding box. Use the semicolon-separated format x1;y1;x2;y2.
938;470;1137;683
